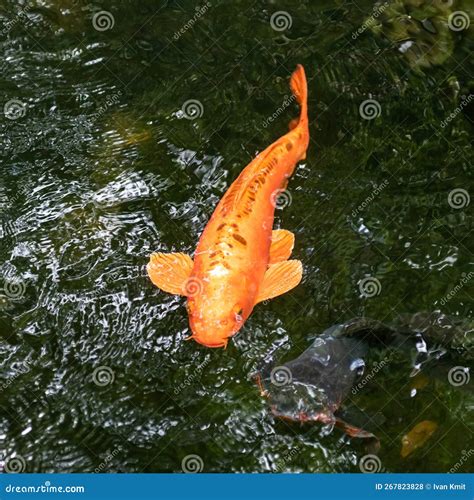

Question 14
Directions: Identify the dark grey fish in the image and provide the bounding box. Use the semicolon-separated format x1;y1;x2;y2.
258;314;473;440
258;319;393;439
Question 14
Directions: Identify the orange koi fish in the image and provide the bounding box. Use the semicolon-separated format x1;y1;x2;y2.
147;65;310;347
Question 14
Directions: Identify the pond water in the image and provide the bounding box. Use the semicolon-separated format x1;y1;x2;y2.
0;0;472;473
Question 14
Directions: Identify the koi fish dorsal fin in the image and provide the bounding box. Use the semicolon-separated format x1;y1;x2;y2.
147;252;193;295
218;174;247;215
269;229;295;264
256;260;302;303
218;143;279;215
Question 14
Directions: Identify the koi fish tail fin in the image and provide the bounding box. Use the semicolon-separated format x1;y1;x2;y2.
290;64;308;125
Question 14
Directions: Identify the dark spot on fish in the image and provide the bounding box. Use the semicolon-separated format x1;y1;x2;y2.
232;234;247;246
210;250;223;260
286;142;293;151
217;223;226;231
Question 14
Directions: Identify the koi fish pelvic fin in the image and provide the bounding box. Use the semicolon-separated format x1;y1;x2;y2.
147;252;193;296
256;259;302;303
269;229;295;264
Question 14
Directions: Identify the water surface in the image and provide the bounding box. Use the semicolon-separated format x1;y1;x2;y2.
0;0;473;473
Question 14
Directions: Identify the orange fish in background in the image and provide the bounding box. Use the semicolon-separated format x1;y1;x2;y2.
400;420;438;458
147;65;310;348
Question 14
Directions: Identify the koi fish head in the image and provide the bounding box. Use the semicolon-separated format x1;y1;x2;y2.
187;294;251;348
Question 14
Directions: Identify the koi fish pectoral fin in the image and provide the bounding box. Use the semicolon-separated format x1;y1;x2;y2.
269;229;295;264
147;252;193;295
256;260;302;303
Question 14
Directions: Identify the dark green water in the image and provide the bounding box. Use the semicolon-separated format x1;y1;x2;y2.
0;0;473;473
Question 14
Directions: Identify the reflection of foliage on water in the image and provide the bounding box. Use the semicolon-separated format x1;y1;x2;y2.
365;0;472;68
